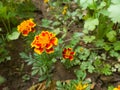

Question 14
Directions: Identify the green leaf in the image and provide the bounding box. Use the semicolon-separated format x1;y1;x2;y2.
102;64;112;75
106;30;116;42
109;50;119;57
95;39;105;47
108;4;120;23
98;1;106;9
31;69;39;76
41;19;52;28
83;36;95;43
7;31;20;40
38;75;47;82
84;18;99;34
75;70;86;80
88;65;95;73
108;85;114;90
111;0;120;4
113;41;120;51
80;0;97;9
103;44;111;51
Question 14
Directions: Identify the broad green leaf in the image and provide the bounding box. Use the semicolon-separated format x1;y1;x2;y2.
80;0;97;9
108;86;114;90
84;18;99;33
111;0;120;4
106;30;116;42
113;41;120;51
7;31;20;40
97;1;106;9
103;44;111;51
108;4;120;23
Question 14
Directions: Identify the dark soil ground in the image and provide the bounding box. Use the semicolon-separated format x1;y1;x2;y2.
0;0;120;90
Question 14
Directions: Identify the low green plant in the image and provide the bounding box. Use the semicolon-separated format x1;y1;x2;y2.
0;0;36;63
20;46;61;82
17;0;120;89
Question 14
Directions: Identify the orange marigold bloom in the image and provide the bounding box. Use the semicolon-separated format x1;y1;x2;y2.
114;85;120;90
62;48;75;61
17;19;36;36
31;31;58;54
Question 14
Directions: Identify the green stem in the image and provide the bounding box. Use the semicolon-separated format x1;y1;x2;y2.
7;18;11;33
1;34;5;41
1;18;9;34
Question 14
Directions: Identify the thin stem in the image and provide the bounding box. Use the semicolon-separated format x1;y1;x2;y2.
1;18;9;34
7;18;11;33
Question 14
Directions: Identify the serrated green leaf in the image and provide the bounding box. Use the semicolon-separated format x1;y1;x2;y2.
83;36;95;43
106;30;116;42
102;64;112;75
88;65;95;73
75;70;86;80
108;4;120;23
84;18;99;33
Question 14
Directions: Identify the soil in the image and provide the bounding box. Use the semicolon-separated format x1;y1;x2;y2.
0;0;120;90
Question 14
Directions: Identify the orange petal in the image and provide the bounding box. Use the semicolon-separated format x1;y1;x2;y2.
34;48;44;54
22;30;29;36
69;56;73;61
51;38;58;45
46;48;54;54
46;43;53;49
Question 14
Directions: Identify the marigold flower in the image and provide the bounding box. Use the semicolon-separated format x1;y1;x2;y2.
17;19;36;36
114;85;120;90
44;0;49;3
62;6;68;15
31;31;58;54
75;83;88;90
62;48;75;61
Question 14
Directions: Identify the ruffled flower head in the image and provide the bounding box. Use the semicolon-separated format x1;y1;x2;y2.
31;31;58;54
62;48;75;61
17;19;36;36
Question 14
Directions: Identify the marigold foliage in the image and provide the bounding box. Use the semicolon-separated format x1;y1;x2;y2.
17;19;36;36
31;31;58;54
62;48;75;61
